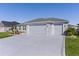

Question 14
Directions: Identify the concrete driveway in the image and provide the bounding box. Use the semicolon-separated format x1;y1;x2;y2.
0;34;65;56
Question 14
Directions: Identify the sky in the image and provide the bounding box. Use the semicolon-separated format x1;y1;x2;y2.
0;3;79;25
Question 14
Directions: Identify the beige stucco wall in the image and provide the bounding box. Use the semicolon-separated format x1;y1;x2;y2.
0;27;12;32
0;27;5;32
4;27;11;32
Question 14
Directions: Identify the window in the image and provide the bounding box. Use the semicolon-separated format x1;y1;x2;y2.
19;26;21;30
64;25;66;27
23;26;25;30
24;26;26;30
23;26;26;30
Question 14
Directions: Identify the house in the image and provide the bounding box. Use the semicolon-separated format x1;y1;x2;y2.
68;24;78;29
0;21;20;32
17;18;69;36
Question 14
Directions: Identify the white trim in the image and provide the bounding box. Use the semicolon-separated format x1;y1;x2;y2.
26;25;30;35
46;24;54;36
46;24;50;36
51;24;54;35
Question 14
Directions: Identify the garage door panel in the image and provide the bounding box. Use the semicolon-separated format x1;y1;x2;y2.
29;26;46;35
54;24;63;35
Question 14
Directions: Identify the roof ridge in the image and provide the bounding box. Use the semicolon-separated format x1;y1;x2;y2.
27;18;68;22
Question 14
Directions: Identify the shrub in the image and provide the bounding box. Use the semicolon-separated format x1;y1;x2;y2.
65;28;76;36
76;28;79;35
10;26;20;35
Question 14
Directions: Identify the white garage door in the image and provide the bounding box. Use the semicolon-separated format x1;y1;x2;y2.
54;24;63;35
28;24;63;35
29;25;46;35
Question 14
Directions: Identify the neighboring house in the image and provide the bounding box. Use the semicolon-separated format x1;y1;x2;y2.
76;24;79;30
0;21;20;32
68;24;78;29
17;18;69;36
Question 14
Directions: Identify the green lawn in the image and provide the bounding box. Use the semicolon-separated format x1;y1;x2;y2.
65;36;79;56
0;32;12;39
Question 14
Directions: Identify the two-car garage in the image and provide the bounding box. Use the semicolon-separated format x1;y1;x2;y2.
27;24;63;36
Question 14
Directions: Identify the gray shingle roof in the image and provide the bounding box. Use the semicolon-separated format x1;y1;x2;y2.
17;18;69;26
1;21;20;27
27;18;69;23
68;24;77;28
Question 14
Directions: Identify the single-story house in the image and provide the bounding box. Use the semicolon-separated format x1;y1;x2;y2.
0;21;20;32
17;18;69;36
68;24;78;29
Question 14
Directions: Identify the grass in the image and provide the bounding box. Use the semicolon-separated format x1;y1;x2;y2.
0;32;12;39
65;36;79;56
